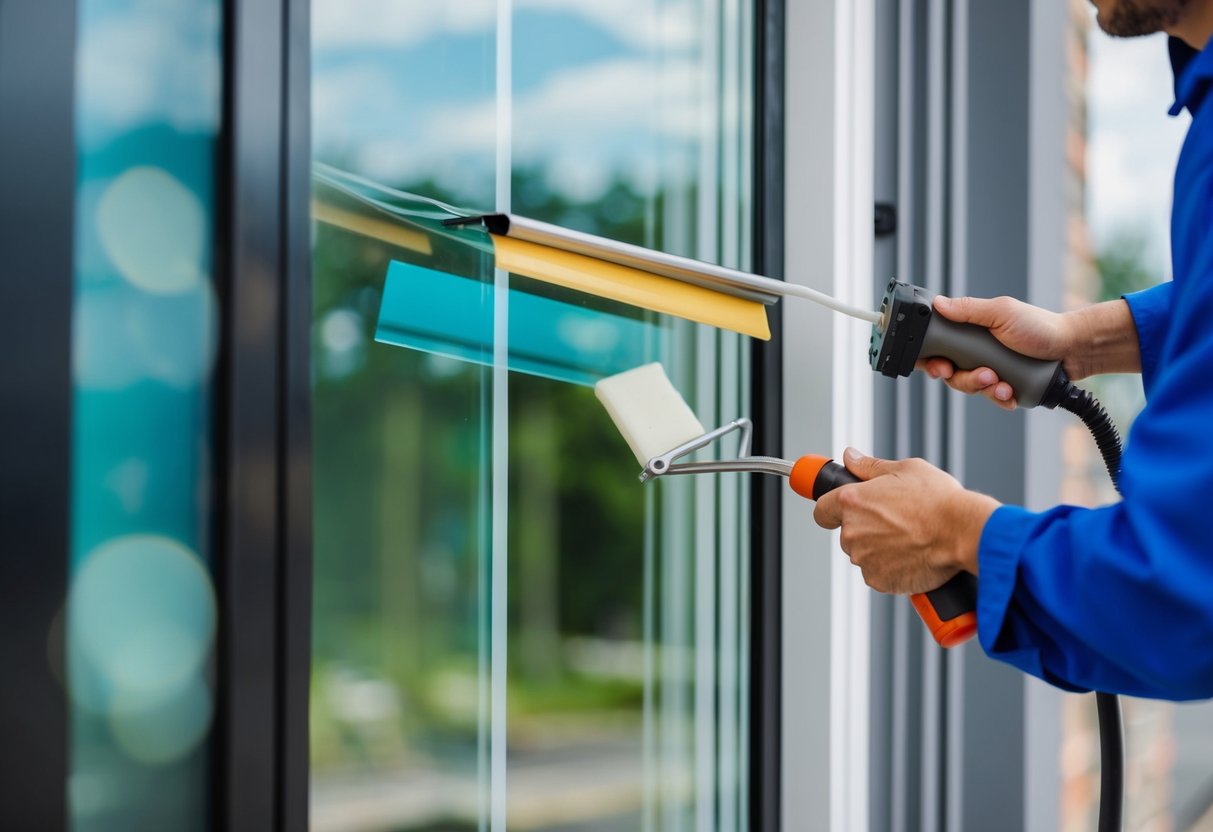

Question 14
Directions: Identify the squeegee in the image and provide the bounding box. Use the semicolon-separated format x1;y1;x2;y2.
452;213;1083;411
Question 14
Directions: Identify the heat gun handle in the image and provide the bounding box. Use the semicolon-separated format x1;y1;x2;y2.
788;456;979;648
912;573;978;648
921;314;1063;409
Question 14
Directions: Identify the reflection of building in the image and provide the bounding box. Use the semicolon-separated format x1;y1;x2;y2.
6;1;1210;831
1059;8;1110;826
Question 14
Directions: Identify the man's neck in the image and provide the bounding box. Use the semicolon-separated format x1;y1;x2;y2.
1171;1;1213;49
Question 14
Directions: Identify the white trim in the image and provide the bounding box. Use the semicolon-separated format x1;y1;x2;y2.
783;0;836;822
783;0;874;828
830;1;874;830
947;0;970;477
924;0;948;469
1024;0;1067;828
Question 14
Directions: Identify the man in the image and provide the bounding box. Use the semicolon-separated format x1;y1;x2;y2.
814;0;1213;700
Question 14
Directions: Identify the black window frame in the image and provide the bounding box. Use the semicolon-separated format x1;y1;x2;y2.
0;1;78;826
751;1;785;831
213;0;313;827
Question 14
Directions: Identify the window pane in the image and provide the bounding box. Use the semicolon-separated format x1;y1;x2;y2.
68;0;223;828
310;2;754;830
310;191;496;829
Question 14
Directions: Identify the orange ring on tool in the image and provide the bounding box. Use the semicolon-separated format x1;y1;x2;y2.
789;454;832;500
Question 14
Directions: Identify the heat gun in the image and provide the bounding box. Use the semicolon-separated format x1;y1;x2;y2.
870;278;1067;408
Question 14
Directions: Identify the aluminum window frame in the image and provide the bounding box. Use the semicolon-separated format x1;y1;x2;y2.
782;1;875;830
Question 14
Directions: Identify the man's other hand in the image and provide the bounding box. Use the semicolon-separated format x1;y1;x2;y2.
812;448;1000;595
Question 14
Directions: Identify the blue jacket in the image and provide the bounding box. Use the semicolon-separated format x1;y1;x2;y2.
977;38;1213;701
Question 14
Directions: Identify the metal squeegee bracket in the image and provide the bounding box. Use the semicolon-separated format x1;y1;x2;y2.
640;418;794;482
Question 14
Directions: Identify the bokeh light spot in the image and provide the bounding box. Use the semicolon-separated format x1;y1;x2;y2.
108;674;213;764
97;166;207;294
70;535;216;701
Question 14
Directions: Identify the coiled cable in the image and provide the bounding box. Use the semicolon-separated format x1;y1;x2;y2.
1054;379;1125;832
1056;383;1123;490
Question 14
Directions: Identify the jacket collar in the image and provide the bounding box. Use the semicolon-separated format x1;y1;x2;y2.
1170;36;1213;116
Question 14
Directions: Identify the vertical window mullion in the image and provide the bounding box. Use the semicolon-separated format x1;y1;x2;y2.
0;1;77;826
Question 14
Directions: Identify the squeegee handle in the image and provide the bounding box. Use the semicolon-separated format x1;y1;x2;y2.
789;456;978;648
922;314;1062;409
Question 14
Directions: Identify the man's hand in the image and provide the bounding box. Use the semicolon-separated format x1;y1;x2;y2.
813;448;1000;595
918;295;1075;410
919;295;1142;409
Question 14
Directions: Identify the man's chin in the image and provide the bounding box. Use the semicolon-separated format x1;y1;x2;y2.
1094;0;1184;37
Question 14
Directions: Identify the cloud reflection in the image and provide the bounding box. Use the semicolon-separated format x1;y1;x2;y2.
311;0;707;204
341;56;700;201
312;0;696;52
77;0;221;145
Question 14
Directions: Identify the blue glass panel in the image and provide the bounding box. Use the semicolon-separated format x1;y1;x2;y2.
69;1;221;829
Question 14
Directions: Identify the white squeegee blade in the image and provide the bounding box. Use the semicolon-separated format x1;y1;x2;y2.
595;363;706;466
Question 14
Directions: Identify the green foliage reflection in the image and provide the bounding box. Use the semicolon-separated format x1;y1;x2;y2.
311;171;671;825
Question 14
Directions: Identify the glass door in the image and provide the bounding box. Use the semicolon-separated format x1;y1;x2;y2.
309;3;755;829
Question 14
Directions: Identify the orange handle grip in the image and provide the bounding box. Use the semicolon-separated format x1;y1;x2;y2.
789;455;978;648
910;581;978;648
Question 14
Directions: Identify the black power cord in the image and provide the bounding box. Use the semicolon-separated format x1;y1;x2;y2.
1054;380;1125;832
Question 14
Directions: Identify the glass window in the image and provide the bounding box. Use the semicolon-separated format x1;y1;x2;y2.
68;0;223;829
310;2;755;829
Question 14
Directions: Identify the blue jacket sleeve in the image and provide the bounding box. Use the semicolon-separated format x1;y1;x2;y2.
1123;281;1174;394
976;272;1213;701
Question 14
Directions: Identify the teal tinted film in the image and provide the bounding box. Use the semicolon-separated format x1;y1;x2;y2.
376;261;657;387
